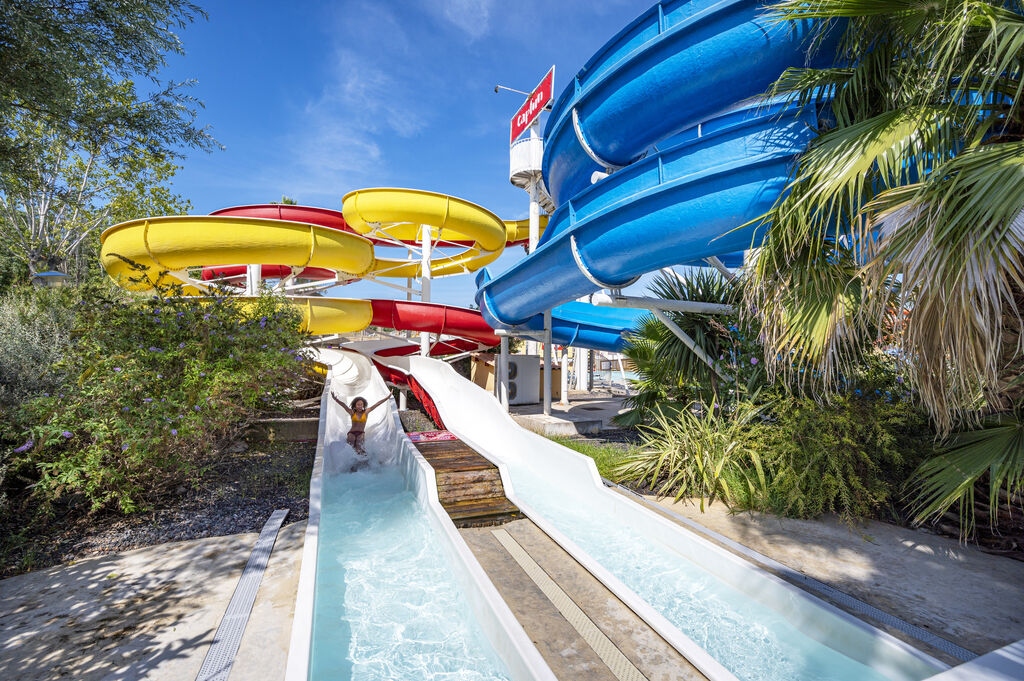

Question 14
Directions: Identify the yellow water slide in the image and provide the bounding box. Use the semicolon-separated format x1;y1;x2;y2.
99;189;545;336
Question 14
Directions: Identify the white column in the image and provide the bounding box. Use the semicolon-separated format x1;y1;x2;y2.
543;309;552;415
560;347;569;406
574;348;591;391
399;389;407;411
528;121;541;253
245;264;261;296
499;336;510;409
420;224;432;356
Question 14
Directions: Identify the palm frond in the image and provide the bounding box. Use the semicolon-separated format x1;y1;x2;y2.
911;411;1024;532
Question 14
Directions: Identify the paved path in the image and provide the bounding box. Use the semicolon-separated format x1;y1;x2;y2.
0;521;303;681
646;497;1024;660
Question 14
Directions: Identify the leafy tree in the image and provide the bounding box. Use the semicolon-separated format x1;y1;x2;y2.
0;0;216;175
749;0;1024;528
0;87;192;277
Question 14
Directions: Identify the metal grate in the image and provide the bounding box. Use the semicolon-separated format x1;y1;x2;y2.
604;480;978;662
492;528;648;681
196;509;289;681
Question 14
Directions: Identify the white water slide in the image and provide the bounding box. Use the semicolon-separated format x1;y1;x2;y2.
399;355;948;681
286;348;555;681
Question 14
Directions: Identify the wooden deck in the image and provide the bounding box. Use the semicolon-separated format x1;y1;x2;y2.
412;438;522;528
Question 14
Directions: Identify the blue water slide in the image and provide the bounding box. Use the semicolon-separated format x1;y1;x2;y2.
542;0;835;206
475;270;647;352
477;0;836;347
479;99;818;328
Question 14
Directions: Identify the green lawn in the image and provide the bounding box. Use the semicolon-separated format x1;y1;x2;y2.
545;435;634;481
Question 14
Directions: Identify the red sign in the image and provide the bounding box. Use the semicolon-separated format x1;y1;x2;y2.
510;66;555;145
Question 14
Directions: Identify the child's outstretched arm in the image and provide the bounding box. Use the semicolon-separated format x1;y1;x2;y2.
331;392;353;414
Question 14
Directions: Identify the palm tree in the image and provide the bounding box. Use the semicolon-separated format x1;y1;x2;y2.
750;0;1024;528
616;269;745;425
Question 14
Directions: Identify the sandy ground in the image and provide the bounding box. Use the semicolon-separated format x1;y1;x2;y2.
647;497;1024;658
0;520;303;681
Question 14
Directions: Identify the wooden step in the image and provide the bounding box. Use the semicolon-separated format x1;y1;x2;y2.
412;434;521;528
438;479;506;504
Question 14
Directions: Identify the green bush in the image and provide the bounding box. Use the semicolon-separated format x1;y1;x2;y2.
613;382;935;523
0;286;78;407
0;285;312;515
739;395;934;521
613;402;767;511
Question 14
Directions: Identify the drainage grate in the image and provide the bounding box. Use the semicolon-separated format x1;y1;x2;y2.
196;509;289;681
492;528;648;681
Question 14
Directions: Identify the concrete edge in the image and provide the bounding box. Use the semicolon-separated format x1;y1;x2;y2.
282;370;331;681
921;639;1024;680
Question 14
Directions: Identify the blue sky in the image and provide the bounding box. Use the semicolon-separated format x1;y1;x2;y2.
163;0;657;306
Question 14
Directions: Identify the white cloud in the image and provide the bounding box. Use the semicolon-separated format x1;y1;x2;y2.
437;0;495;41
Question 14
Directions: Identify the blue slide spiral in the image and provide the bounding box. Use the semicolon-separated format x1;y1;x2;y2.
476;0;838;352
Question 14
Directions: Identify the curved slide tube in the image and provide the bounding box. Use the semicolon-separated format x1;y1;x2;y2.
399;356;946;681
479;99;817;331
285;348;554;681
200;205;544;283
99;191;528;352
477;0;838;344
541;0;835;205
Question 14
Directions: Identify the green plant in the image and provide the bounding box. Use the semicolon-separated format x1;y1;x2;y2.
613;402;766;511
742;394;934;521
0;285;312;514
616;269;764;426
546;435;634;480
0;286;79;406
911;412;1024;533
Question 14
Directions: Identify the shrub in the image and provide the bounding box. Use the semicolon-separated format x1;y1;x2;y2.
613;402;767;511
613;375;935;523
740;395;934;521
0;285;312;515
0;286;78;407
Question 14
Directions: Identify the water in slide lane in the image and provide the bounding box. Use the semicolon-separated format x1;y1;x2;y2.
403;357;945;681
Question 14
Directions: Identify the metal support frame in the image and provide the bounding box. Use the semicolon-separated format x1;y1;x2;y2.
245;264;261;296
419;223;432;356
651;309;732;382
617;357;632;395
543;310;552;415
559;347;569;406
498;336;510;409
592;291;734;315
704;256;737;282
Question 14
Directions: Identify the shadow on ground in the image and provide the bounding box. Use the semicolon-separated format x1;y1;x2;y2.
0;522;303;681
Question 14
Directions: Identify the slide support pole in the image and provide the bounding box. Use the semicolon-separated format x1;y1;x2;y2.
245;264;261;296
617;357;631;396
543;310;552;415
560;347;569;406
499;336;510;410
528;120;541;254
420;224;432;357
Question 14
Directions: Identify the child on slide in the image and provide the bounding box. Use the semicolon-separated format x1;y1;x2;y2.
332;393;389;455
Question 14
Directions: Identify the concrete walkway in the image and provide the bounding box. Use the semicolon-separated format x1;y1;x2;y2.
512;391;627;436
461;518;704;681
645;497;1024;660
0;521;303;681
